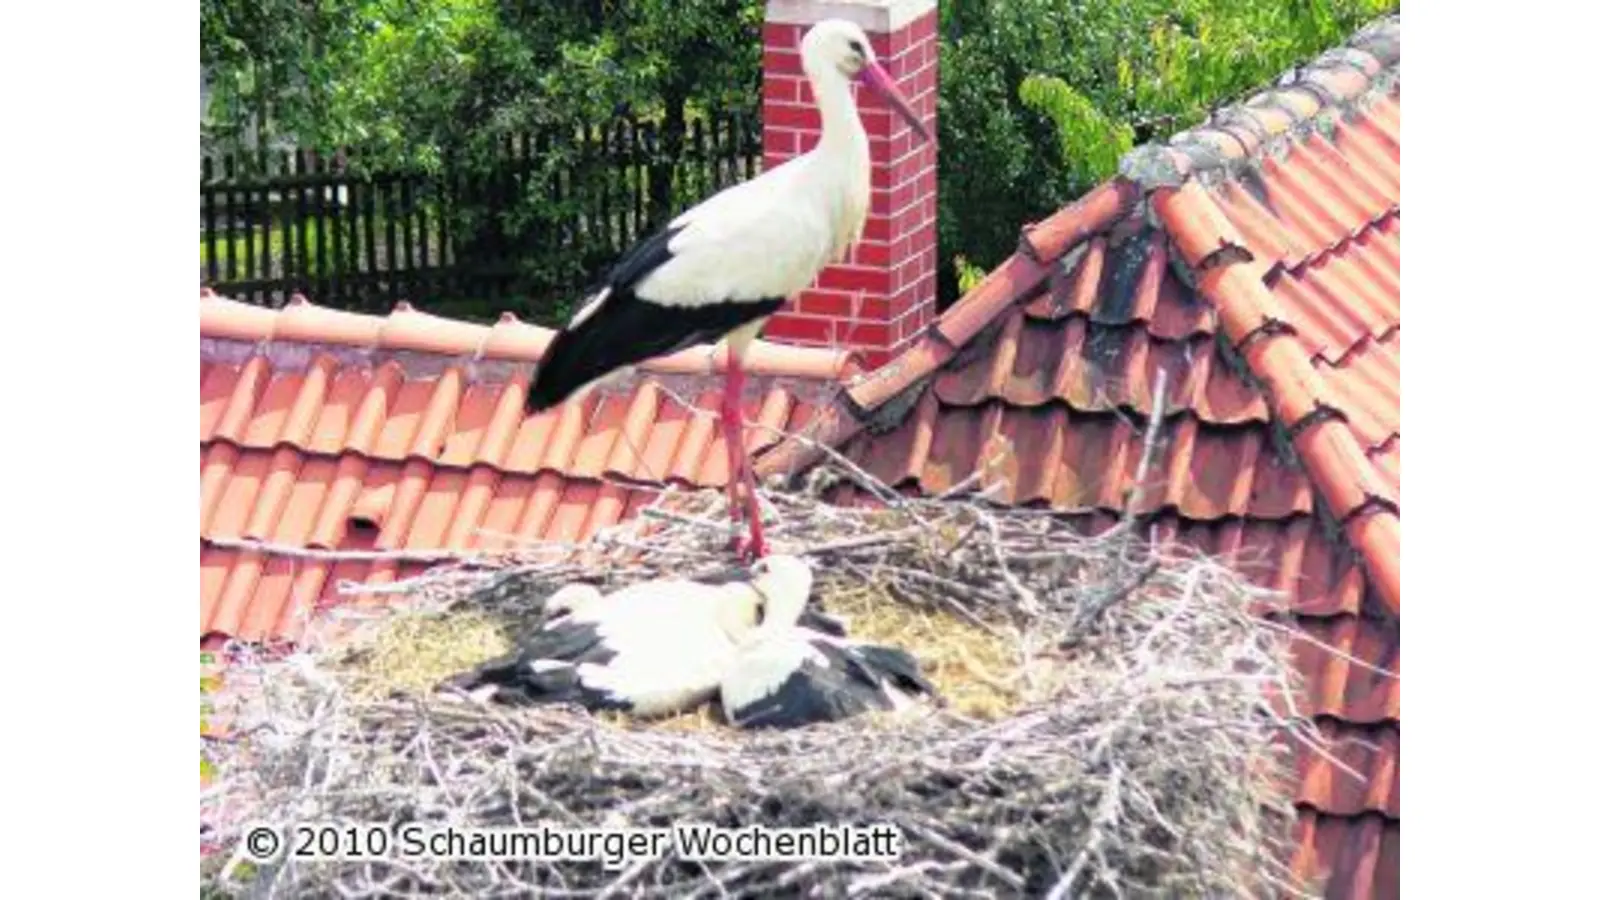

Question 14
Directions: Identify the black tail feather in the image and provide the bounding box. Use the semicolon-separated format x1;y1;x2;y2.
850;644;940;701
436;648;528;694
525;291;785;415
523;319;622;414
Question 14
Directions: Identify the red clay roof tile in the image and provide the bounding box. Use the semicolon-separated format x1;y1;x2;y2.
1296;720;1399;817
781;18;1400;898
1017;180;1142;263
200;295;861;643
1291;811;1399;900
1289;616;1400;724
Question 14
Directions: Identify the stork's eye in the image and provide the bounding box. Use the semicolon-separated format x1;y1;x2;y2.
848;39;865;57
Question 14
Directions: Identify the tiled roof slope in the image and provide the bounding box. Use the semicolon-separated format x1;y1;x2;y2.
200;291;864;644
756;15;1399;900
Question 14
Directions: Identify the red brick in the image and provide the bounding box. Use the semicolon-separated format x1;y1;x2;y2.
896;250;935;293
890;224;936;262
902;201;926;233
884;287;918;318
896;62;921;97
870;187;891;217
886;155;931;185
861;108;892;137
863;216;891;242
891;309;926;343
761;314;833;345
853;240;891;268
796;290;848;318
888;180;917;216
763;48;802;76
888;233;915;264
910;66;937;99
762;23;800;49
766;102;820;132
896;41;921;75
797;290;891;320
762;151;791;172
762;128;797;156
762;76;800;105
887;24;912;56
838;320;891;347
885;131;909;161
817;265;891;294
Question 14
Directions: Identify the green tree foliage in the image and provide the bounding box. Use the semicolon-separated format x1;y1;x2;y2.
201;0;499;172
202;1;760;314
201;0;1398;313
936;0;1399;299
201;0;759;172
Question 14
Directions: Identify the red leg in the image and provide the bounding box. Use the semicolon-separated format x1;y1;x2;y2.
720;387;744;527
720;354;768;561
736;453;767;559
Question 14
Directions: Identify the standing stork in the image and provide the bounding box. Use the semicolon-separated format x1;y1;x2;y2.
523;19;931;561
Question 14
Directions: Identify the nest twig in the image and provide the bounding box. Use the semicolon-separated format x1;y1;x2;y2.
201;376;1324;899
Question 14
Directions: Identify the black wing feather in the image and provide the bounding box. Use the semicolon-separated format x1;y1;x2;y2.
731;640;894;730
849;643;940;701
525;221;785;413
436;619;630;711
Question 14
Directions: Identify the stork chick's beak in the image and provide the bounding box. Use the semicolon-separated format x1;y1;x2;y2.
857;61;930;141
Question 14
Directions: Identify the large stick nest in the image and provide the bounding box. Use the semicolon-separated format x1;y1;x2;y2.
202;463;1324;899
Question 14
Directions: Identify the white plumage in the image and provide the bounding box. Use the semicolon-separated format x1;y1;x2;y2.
441;556;815;719
523;19;931;563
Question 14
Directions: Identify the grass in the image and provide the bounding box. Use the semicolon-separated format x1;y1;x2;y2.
331;608;515;701
324;574;1025;731
200;218;362;278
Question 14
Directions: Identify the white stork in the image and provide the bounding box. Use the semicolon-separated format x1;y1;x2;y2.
719;626;940;730
523;19;931;562
439;555;815;718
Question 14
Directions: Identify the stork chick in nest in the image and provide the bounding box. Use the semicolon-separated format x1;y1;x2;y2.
438;556;814;719
719;614;942;730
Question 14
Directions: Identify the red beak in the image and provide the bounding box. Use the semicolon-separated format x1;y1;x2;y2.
857;61;930;142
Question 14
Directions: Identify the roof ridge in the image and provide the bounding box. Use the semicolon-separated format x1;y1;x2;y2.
843;181;1142;416
1119;13;1400;191
1150;182;1398;616
199;289;867;384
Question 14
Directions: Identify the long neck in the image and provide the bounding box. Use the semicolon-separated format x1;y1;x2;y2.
807;65;868;157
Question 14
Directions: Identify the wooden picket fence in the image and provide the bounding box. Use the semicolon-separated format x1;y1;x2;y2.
200;110;762;315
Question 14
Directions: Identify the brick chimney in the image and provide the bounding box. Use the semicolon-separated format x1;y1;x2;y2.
758;0;939;371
